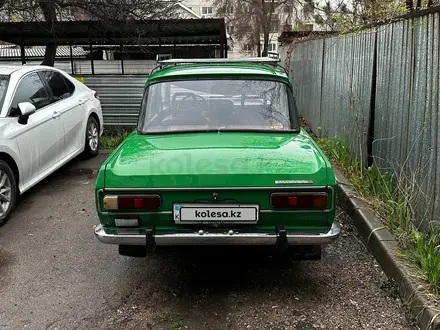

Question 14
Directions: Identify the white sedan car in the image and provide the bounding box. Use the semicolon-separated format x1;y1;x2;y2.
0;65;103;225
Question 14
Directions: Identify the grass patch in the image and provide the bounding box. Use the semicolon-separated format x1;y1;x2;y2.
317;136;440;294
100;128;133;149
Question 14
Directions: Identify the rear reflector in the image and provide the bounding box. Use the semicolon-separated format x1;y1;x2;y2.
271;193;328;209
104;195;161;210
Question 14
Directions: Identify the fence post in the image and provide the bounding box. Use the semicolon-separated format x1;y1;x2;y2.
367;30;378;167
319;39;326;137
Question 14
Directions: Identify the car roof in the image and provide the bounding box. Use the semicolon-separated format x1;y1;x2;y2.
0;64;60;76
146;61;290;86
0;65;21;75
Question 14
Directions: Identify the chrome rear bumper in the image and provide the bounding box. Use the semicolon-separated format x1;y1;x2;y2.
94;222;341;246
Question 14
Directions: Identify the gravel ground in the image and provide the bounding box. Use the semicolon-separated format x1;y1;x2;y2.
0;161;418;330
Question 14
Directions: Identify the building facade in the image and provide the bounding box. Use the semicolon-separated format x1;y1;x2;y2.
181;0;328;57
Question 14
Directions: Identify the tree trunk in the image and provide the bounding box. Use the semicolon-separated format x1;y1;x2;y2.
260;0;269;57
427;0;433;6
38;0;57;66
256;41;261;57
406;0;414;11
255;26;261;56
42;45;57;66
261;31;269;57
416;0;422;9
254;5;262;57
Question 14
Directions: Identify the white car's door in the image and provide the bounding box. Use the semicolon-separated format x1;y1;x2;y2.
5;71;64;186
40;70;85;158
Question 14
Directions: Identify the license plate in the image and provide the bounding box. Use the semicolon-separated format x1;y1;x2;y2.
173;203;259;224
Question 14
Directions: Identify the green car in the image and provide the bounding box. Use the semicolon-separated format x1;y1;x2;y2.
94;58;340;259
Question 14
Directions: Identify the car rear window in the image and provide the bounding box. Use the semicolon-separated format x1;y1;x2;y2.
138;79;299;134
42;71;73;101
0;75;9;111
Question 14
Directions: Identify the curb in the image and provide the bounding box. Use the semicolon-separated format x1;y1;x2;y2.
334;168;440;330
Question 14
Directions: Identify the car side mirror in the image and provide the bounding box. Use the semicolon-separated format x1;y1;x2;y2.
17;102;36;125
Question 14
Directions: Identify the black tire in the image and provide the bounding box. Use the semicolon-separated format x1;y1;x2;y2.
83;116;100;158
0;160;17;226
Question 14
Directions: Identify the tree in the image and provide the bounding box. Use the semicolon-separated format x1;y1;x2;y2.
405;0;439;10
0;0;178;66
213;0;299;57
307;0;439;31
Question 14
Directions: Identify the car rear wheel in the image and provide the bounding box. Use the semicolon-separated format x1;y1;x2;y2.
0;161;17;226
83;116;100;158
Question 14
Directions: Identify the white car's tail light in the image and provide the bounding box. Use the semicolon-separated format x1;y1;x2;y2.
103;195;161;210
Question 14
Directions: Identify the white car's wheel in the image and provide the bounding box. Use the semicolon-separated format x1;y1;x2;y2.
84;116;100;158
0;160;17;226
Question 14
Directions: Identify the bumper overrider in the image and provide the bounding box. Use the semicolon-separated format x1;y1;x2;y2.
94;221;341;247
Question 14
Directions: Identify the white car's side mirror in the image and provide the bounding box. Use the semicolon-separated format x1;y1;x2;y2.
17;102;36;125
18;102;36;116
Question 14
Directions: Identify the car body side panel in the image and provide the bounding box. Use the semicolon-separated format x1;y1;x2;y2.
0;65;104;195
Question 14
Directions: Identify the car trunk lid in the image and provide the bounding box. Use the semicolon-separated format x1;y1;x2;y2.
103;131;328;188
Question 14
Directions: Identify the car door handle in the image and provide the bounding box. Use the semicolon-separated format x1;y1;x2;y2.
52;111;60;119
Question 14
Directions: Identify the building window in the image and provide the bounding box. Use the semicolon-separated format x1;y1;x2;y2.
227;26;234;34
268;43;277;52
202;7;213;15
226;5;234;14
243;44;253;52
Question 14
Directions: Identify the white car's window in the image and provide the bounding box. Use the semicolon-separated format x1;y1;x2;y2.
139;79;298;133
42;71;73;101
0;75;8;111
64;76;75;94
9;72;50;116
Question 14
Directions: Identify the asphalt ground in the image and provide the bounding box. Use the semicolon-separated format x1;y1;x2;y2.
0;155;418;330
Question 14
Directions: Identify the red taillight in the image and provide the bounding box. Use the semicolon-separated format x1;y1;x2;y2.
271;193;328;209
288;196;297;206
117;195;161;210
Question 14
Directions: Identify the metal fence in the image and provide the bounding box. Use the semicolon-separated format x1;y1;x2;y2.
1;59;157;75
83;75;146;127
280;10;440;227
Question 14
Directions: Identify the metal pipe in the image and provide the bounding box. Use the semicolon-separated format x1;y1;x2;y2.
120;43;124;75
69;44;74;75
20;44;26;64
90;42;95;75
